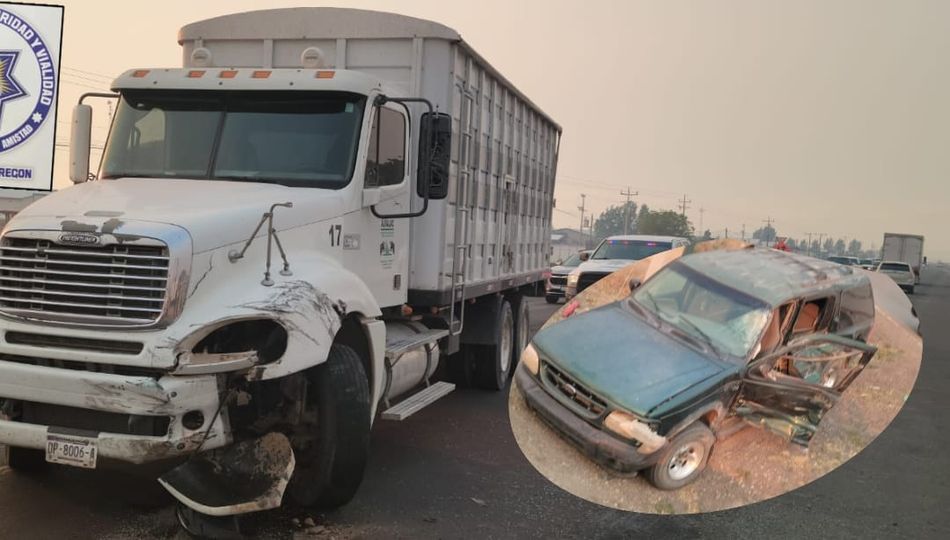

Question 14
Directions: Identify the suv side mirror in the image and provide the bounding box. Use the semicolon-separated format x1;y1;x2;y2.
70;104;93;183
579;252;590;261
417;112;451;199
628;278;642;292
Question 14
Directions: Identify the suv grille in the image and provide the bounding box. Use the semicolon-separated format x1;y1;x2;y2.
541;361;608;419
577;272;610;293
0;237;169;326
549;275;567;286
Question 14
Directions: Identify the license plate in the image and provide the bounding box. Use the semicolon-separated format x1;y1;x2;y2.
46;433;99;469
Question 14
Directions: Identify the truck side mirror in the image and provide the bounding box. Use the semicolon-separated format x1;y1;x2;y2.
417;112;451;200
579;251;590;262
70;104;93;183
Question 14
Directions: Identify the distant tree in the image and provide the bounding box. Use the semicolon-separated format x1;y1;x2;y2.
810;239;821;254
823;238;835;254
636;204;651;227
786;238;798;250
593;201;637;242
636;209;693;237
847;239;862;256
752;225;777;244
834;239;846;255
702;229;713;240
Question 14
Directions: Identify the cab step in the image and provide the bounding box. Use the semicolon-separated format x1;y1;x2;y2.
385;328;449;359
380;381;455;421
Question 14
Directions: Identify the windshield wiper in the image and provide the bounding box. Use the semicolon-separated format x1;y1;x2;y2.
672;314;723;361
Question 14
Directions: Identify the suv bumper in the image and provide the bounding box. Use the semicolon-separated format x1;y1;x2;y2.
0;358;229;464
514;363;656;474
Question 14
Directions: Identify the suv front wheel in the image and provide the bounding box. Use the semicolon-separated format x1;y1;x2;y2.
645;422;715;490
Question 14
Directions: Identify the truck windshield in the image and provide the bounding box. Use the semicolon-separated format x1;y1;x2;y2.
101;90;367;188
591;239;673;260
632;264;770;359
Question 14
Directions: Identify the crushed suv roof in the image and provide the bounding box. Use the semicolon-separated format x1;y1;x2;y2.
678;248;865;306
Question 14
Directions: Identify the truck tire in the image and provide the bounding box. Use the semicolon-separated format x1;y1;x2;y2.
645;422;715;490
545;295;559;304
286;344;371;509
509;295;531;378
908;285;915;294
6;447;47;473
473;299;514;391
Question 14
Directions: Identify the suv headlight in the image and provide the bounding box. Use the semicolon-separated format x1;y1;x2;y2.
567;273;579;286
521;343;540;375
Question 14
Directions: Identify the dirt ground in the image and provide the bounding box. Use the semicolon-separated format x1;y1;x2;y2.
509;245;922;514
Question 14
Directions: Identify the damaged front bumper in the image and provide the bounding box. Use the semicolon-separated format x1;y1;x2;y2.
515;364;659;474
0;358;229;463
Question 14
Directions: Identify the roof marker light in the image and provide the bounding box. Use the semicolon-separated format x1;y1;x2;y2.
252;70;271;79
132;70;150;78
187;70;206;78
315;70;335;79
219;70;237;79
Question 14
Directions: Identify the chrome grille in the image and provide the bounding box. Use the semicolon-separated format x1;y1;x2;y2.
541;361;608;419
549;276;567;286
0;237;169;326
577;272;610;294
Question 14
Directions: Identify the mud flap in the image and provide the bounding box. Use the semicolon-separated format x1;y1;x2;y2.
158;432;296;517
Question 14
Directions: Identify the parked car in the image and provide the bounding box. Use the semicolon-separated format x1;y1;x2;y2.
546;250;590;304
516;249;876;490
828;255;860;266
859;258;876;270
876;260;916;294
565;235;689;300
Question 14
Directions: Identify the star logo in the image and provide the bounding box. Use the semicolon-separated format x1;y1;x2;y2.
0;50;26;121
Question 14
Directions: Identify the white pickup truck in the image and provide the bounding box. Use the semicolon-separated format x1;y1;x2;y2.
565;235;689;299
0;7;560;524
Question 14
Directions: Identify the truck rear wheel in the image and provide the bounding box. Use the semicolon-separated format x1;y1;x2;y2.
286;344;371;509
6;447;47;473
473;299;514;391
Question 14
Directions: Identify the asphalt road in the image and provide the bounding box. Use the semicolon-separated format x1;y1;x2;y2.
1;272;948;538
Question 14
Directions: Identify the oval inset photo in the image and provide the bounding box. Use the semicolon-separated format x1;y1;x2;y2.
509;238;922;514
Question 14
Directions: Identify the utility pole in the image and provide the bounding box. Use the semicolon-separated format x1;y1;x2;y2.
741;224;746;241
678;194;691;216
805;232;815;256
578;194;587;248
620;186;638;235
816;232;826;257
725;227;729;239
762;217;775;246
698;206;705;232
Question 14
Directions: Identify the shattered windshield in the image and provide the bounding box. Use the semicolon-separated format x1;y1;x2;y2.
591;239;673;260
632;264;770;359
101;90;366;188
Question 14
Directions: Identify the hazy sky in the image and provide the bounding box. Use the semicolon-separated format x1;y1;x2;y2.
46;0;950;258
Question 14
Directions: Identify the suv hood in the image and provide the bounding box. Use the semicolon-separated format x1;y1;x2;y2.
9;178;345;253
532;301;725;417
550;264;577;276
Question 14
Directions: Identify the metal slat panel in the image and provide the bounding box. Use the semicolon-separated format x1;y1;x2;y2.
0;246;170;261
0;296;164;313
0;255;168;271
0;286;165;304
0;276;166;292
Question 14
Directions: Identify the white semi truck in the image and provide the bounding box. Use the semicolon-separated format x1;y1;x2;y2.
0;7;559;522
881;233;924;283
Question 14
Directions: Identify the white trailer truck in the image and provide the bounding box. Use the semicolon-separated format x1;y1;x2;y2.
0;7;560;523
881;233;924;283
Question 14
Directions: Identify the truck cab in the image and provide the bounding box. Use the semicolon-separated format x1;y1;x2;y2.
0;7;560;524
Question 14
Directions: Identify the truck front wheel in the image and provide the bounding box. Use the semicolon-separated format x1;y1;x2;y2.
286;344;371;509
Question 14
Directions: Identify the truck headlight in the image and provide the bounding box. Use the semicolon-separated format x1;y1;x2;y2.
567;273;579;286
521;343;540;375
603;410;667;454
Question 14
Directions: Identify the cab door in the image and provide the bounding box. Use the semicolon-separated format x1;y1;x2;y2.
735;334;876;446
346;101;411;308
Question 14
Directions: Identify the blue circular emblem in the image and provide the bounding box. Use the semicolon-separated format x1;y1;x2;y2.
0;6;56;154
